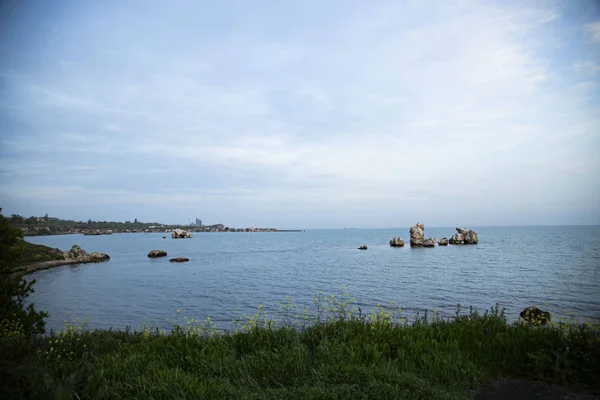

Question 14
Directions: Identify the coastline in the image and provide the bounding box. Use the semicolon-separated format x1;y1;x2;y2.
12;255;110;278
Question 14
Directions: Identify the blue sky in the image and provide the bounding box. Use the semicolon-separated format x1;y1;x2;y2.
0;0;599;228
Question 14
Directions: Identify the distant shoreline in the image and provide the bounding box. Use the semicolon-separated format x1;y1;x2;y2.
24;230;305;237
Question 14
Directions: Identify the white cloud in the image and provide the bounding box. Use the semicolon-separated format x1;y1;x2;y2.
585;21;600;42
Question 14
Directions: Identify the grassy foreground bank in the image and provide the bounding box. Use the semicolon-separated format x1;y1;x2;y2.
1;304;599;399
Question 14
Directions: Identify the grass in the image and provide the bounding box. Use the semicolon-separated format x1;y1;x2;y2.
9;239;64;270
1;296;599;400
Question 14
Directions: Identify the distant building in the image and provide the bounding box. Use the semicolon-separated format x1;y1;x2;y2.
195;218;202;226
134;218;138;223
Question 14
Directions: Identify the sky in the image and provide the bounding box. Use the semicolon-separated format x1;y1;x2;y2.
0;0;599;228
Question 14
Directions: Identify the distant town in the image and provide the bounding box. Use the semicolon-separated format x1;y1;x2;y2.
5;214;302;236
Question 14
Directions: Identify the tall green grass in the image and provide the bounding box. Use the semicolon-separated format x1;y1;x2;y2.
1;294;599;399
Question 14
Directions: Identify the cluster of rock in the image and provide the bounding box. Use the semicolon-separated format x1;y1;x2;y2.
172;229;193;239
388;224;478;248
64;244;110;262
449;227;478;244
148;249;189;262
358;245;368;250
390;237;405;247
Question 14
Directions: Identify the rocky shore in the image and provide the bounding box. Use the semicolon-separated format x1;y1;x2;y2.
14;244;110;276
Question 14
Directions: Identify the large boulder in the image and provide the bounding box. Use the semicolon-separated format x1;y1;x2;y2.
409;223;425;246
520;306;551;325
449;232;464;244
148;250;167;258
169;257;189;262
64;244;88;259
423;237;436;247
88;252;110;262
172;229;188;239
390;237;405;247
438;237;449;246
463;230;479;244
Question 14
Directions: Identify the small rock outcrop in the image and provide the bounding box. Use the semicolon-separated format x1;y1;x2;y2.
520;306;551;325
438;237;448;246
390;237;405;247
463;230;479;244
449;232;464;244
62;245;109;263
169;257;190;262
162;236;167;239
148;250;167;258
409;223;425;246
172;229;191;239
64;244;88;259
88;252;110;262
449;227;478;244
358;245;368;250
423;237;436;247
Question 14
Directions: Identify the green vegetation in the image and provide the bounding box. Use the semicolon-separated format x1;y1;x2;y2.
2;297;600;399
8;240;65;271
1;210;600;399
0;209;48;341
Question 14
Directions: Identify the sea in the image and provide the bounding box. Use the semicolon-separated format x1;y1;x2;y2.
25;226;600;332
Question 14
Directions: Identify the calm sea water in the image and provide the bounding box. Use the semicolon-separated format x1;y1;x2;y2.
25;226;600;332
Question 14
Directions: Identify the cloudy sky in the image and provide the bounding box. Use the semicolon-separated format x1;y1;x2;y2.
0;0;599;228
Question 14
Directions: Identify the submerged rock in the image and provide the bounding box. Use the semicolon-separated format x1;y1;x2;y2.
169;257;189;262
423;237;436;247
409;223;425;246
520;306;551;325
390;237;405;247
438;237;449;246
148;250;167;258
358;245;368;250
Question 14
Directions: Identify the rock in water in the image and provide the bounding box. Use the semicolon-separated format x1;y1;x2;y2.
390;237;405;247
64;244;88;259
463;230;479;244
409;223;425;246
169;257;190;262
520;306;551;325
148;250;167;258
438;237;449;246
449;232;464;244
423;237;436;247
171;229;189;239
358;245;368;250
88;252;110;262
456;227;470;235
450;227;478;244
